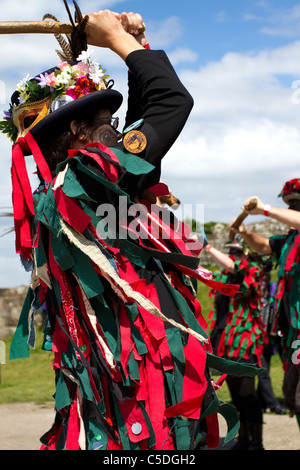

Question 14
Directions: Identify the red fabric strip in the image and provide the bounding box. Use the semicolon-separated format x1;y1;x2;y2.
119;305;132;378
135;357;148;402
147;182;170;197
159;336;174;371
118;398;150;444
11;141;34;215
79;148;119;183
25;131;52;183
65;397;80;450
164;395;204;418
181;335;207;419
205;413;220;449
286;233;300;270
54;187;91;233
142;335;173;450
120;214;240;297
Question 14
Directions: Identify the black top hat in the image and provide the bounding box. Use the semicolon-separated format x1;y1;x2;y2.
1;53;123;145
30;85;123;145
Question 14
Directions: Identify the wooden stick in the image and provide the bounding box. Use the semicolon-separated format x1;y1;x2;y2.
229;197;258;241
0;20;146;35
0;21;76;35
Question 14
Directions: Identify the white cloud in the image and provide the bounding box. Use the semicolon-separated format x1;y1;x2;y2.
167;48;198;66
245;3;300;37
146;17;183;49
0;0;127;21
160;40;300;224
1;5;300;286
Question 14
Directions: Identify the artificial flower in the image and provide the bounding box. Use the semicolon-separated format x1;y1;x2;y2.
0;50;110;142
278;178;300;197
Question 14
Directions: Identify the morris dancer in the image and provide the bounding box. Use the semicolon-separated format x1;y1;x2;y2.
230;179;300;431
206;240;266;450
2;7;259;450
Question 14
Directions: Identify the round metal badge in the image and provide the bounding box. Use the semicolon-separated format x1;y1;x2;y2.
123;130;147;154
123;118;144;134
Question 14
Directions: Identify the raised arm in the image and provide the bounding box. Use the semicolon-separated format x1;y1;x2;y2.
242;195;300;232
228;193;300;254
85;10;193;196
205;244;236;274
233;224;272;255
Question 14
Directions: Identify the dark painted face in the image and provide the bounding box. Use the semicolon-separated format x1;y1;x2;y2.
91;109;121;147
288;199;300;212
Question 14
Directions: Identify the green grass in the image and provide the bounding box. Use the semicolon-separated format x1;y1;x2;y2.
0;330;55;404
0;267;285;404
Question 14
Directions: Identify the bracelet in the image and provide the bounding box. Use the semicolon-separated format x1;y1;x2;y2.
264;204;271;217
206;244;212;251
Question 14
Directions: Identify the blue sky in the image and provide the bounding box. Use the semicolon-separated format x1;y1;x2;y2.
1;0;300;287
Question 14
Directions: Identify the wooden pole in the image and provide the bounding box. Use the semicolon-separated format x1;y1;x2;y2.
229;197;258;241
0;21;76;35
0;20;146;35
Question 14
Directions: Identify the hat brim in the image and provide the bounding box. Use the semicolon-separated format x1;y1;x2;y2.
30;88;123;145
225;243;243;250
283;193;300;204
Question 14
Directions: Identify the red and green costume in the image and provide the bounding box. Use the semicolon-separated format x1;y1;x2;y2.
269;230;300;367
8;135;263;450
209;259;267;366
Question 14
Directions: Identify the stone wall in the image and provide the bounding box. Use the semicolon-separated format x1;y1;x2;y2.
0;286;28;339
199;219;289;265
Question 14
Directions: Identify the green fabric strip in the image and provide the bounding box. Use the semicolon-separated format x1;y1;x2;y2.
111;148;155;175
68;157;131;201
165;327;185;403
91;296;119;358
68;244;104;299
55;371;72;411
50;232;74;271
218;401;240;443
206;353;263;377
161;276;208;341
62;167;97;202
9;288;33;360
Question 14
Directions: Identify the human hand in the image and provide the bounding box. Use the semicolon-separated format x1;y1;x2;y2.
118;12;148;46
86;10;125;48
86;10;146;49
228;219;247;238
242;196;263;215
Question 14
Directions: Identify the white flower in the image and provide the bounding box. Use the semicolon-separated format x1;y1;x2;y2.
88;59;100;73
56;71;75;87
89;68;104;85
77;49;93;64
16;74;31;93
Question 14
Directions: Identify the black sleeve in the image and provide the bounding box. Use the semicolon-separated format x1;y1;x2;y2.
120;49;194;196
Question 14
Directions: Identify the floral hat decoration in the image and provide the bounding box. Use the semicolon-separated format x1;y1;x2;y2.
0;4;123;262
0;50;122;143
278;178;300;204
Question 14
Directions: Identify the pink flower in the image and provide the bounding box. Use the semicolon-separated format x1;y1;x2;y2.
65;88;77;99
72;62;89;77
46;72;59;88
57;61;68;70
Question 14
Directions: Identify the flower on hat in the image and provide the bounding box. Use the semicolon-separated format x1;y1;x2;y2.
0;50;110;142
278;178;300;198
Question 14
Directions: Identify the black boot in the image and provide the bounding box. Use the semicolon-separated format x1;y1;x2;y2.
248;423;264;450
230;421;251;450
